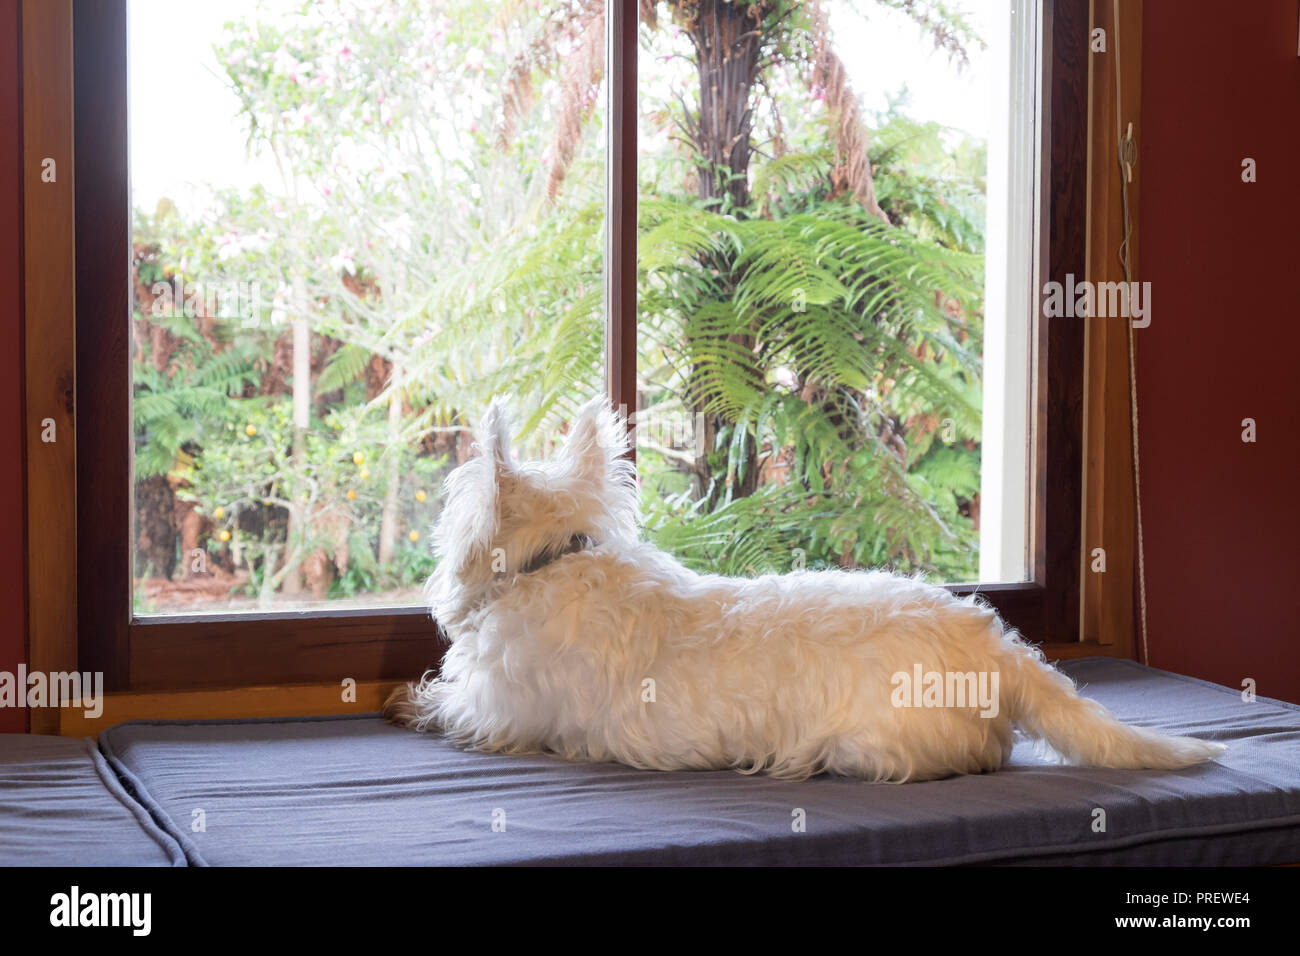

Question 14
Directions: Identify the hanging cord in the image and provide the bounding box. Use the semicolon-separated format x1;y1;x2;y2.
1112;0;1149;665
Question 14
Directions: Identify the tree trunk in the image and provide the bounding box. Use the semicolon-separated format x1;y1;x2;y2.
687;0;761;211
377;365;403;567
280;273;311;596
684;0;762;505
134;474;177;578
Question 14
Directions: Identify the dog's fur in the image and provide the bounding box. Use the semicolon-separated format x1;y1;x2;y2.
386;398;1226;782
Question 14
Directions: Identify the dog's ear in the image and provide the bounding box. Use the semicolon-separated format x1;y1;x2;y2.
562;397;628;483
478;399;515;476
427;401;513;615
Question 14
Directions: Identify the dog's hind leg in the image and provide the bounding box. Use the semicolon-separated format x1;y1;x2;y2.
383;672;444;732
382;683;420;727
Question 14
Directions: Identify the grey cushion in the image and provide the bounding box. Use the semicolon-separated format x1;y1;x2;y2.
98;658;1300;866
0;733;186;866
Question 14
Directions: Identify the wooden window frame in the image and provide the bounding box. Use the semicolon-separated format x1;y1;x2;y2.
24;0;1123;719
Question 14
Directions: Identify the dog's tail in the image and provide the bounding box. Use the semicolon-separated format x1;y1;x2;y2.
1004;643;1226;770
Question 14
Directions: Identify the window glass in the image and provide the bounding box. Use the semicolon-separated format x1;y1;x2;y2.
129;0;607;612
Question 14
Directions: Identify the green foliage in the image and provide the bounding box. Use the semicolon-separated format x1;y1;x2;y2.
635;189;985;579
173;397;446;600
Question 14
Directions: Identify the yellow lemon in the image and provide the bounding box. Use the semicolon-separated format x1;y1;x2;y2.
408;530;420;542
244;424;257;436
346;489;356;500
352;451;365;465
415;489;427;502
214;506;224;519
359;467;370;480
218;529;231;542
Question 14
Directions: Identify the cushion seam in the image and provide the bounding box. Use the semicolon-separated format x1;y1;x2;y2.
83;736;188;867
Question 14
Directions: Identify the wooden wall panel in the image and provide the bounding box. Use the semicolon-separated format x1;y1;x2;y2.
1080;0;1141;656
21;0;77;734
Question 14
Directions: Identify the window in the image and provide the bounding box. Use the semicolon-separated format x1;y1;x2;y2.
62;0;1088;694
632;0;1036;586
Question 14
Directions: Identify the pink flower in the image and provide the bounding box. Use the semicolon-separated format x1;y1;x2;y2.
329;249;356;275
272;48;296;75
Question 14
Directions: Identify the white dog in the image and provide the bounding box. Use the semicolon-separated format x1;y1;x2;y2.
386;398;1225;782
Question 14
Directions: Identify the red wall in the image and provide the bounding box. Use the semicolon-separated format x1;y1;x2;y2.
0;0;25;733
1139;0;1300;702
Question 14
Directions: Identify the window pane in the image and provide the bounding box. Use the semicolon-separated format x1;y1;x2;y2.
130;0;606;613
634;0;1031;584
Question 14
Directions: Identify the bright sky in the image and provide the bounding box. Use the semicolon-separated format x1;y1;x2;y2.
833;0;992;135
128;0;996;214
128;0;280;213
